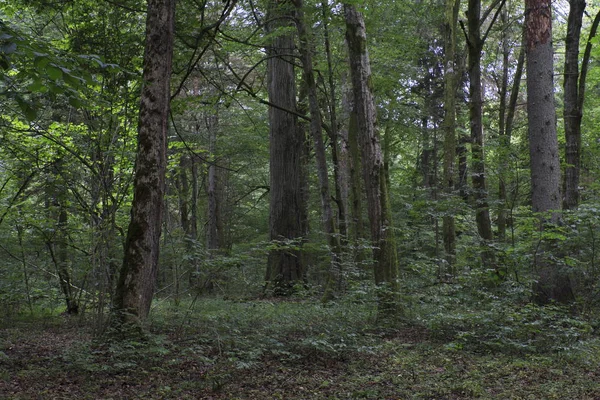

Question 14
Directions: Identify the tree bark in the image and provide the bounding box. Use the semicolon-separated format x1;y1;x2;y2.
526;0;573;303
293;0;342;301
264;0;307;295
525;0;561;215
563;0;585;210
321;1;348;243
442;0;460;266
344;4;400;314
113;0;175;325
467;0;493;242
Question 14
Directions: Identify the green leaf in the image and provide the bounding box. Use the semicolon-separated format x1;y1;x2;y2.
34;54;50;69
16;97;37;121
68;96;83;108
27;79;47;93
46;64;62;80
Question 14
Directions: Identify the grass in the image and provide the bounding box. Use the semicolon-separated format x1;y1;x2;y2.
1;293;600;399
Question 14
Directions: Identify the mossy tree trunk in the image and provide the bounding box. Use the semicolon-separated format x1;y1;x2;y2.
113;0;175;326
344;4;400;314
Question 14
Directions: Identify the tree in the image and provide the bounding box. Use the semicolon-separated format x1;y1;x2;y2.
442;0;460;266
344;4;400;313
264;0;308;295
113;0;175;326
525;0;561;216
293;0;342;301
562;0;600;210
465;0;499;244
525;0;573;303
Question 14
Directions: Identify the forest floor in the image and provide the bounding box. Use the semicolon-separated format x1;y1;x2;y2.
1;297;600;399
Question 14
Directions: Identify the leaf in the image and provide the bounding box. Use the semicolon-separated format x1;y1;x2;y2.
34;54;50;69
68;96;83;108
0;42;17;55
46;64;62;80
16;97;37;121
27;79;47;93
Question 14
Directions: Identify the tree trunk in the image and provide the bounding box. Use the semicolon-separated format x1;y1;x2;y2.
526;0;573;303
293;0;342;301
442;0;460;267
45;160;78;315
113;0;175;326
526;0;561;215
498;39;525;241
467;0;493;242
344;4;400;314
563;0;585;210
322;1;348;244
264;0;307;295
206;113;224;254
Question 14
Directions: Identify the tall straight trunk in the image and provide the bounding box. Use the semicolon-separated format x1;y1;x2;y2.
467;0;493;242
498;40;525;241
206;113;223;254
525;0;561;215
526;0;573;303
322;1;348;243
176;155;190;235
265;0;307;294
442;0;460;265
563;0;585;210
114;0;175;325
345;93;366;244
344;4;400;313
293;0;342;300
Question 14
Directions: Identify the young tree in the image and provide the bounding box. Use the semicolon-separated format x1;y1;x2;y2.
264;0;308;295
466;0;495;243
442;0;460;266
113;0;175;326
344;4;400;313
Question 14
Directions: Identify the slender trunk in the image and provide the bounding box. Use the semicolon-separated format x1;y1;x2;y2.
176;154;190;235
322;1;348;243
344;4;400;314
499;37;525;241
467;0;493;242
206;113;222;254
293;0;342;300
563;0;585;210
114;0;175;325
442;0;460;266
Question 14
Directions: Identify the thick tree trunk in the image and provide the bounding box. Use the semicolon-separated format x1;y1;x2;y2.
563;0;585;210
526;0;573;304
442;0;460;266
525;0;561;215
113;0;174;325
264;0;307;295
344;4;400;314
467;0;493;242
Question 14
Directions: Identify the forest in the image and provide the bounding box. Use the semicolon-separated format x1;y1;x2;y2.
2;0;600;398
